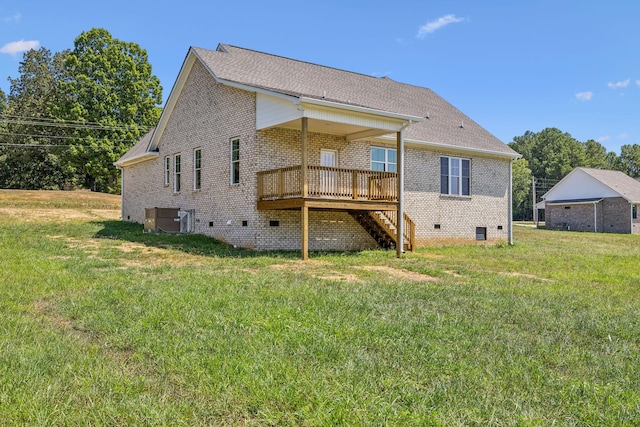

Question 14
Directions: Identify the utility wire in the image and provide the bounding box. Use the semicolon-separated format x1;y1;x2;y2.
0;131;139;143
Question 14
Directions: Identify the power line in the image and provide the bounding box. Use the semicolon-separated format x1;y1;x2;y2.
0;131;139;143
0;114;152;133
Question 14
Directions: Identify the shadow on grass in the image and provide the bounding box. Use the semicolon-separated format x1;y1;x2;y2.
92;220;369;260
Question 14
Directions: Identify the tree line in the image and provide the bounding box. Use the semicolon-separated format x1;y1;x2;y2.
509;128;640;220
2;31;639;203
0;28;162;193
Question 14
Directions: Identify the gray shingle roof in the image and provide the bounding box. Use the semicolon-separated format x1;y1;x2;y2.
192;44;518;157
579;167;640;203
115;128;155;166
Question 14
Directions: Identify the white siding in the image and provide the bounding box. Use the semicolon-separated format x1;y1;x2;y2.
545;170;619;201
256;94;302;130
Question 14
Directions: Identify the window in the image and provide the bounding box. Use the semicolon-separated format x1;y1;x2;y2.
440;156;470;196
371;147;397;172
193;148;202;190
174;154;181;192
164;156;170;186
230;138;240;184
633;205;637;220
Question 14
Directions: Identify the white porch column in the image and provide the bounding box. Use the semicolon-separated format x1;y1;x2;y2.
396;130;404;258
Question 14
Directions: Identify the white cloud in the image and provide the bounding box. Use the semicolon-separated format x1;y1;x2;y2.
417;14;466;39
575;91;593;101
619;133;629;139
636;79;640;87
3;12;21;23
597;135;611;142
607;79;630;89
0;39;40;56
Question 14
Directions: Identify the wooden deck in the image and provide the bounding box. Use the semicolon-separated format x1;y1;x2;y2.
257;165;397;206
257;165;415;251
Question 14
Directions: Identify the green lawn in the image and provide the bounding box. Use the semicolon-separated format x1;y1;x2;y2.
0;191;639;425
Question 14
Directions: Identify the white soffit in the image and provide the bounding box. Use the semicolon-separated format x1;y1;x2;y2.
256;93;415;135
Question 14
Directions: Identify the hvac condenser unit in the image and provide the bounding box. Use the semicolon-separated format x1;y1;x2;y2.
144;208;193;233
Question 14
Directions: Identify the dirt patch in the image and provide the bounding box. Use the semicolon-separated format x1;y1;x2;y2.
501;271;551;282
316;272;363;284
1;208;120;222
359;265;438;282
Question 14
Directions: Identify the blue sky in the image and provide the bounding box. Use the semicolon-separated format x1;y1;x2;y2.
1;0;638;154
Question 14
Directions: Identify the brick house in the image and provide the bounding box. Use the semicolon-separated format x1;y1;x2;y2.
542;167;640;234
115;44;520;258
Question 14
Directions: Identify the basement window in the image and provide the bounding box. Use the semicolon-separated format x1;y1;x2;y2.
269;220;279;227
434;224;441;229
242;220;248;227
476;227;487;241
564;206;571;209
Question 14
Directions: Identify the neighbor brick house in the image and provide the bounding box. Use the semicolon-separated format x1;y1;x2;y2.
542;167;640;234
115;44;520;258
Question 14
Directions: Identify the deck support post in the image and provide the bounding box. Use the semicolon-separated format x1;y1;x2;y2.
396;130;404;258
301;117;309;260
301;205;309;260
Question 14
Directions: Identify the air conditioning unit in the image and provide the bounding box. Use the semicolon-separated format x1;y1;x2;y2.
178;209;195;233
144;208;194;233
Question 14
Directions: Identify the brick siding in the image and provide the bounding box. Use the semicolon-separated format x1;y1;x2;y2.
546;197;634;234
122;59;513;251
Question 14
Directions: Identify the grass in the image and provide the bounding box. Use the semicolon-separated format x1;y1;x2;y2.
0;190;639;425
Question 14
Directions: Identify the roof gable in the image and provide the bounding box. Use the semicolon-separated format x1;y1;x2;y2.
120;43;519;164
193;44;518;157
544;167;640;203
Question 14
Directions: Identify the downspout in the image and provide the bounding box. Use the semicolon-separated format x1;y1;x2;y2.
593;201;597;232
509;159;514;245
118;165;124;220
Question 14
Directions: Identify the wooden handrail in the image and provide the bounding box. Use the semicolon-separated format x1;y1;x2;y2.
257;165;397;202
378;210;416;252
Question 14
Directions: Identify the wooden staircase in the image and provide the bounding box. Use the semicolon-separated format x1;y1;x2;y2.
349;210;415;252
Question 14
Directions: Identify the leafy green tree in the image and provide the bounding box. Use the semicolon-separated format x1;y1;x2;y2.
58;28;162;192
583;139;610;169
0;88;6;113
0;48;71;189
511;158;532;220
619;144;640;177
605;151;621;171
510;128;587;182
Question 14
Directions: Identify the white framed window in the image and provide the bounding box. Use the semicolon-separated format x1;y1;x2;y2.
193;148;202;190
371;147;397;172
230;138;240;185
164;156;170;186
174;154;181;193
440;156;470;196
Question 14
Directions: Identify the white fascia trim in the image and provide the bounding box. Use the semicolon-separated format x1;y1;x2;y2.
546;199;603;205
114;152;159;168
377;135;521;159
298;97;424;123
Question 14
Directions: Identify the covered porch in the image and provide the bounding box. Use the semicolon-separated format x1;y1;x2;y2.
255;93;422;259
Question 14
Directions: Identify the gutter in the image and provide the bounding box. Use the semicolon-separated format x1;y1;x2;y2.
378;135;521;160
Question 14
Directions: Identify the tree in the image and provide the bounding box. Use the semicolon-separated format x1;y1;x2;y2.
511;158;532;220
619;144;640;178
583;139;609;169
0;48;71;189
509;128;587;182
58;28;162;192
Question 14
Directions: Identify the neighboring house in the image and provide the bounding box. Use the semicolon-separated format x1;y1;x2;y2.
115;44;520;258
541;167;640;234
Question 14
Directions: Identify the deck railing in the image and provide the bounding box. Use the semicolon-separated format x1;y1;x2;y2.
379;210;416;252
257;165;398;202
